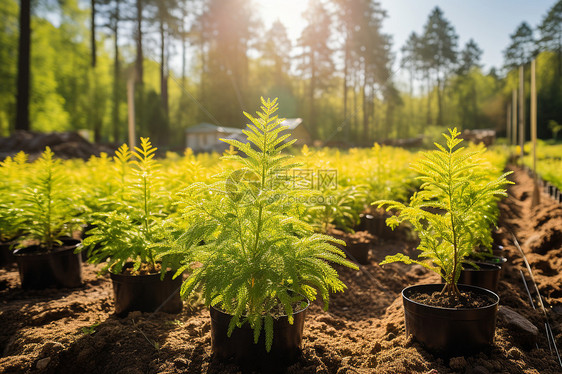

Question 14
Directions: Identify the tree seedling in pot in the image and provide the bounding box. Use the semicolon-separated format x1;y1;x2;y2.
163;97;358;352
19;147;81;251
83;138;168;275
374;128;512;298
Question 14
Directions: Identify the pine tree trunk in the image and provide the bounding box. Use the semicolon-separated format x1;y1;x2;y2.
352;65;358;142
160;19;168;120
437;75;443;127
91;0;96;68
309;53;316;139
112;2;120;143
425;72;432;126
343;41;349;141
160;18;169;146
135;0;144;84
362;62;369;144
15;0;31;131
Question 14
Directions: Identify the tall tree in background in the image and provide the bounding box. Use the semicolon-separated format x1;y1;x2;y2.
99;0;122;142
260;20;292;89
383;82;403;139
453;39;483;129
538;0;562;77
356;0;390;141
503;22;535;70
197;0;256;125
333;0;363;141
401;32;420;128
536;0;562;139
457;39;482;75
298;0;334;138
147;0;180;145
134;0;144;84
16;0;31;131
419;7;458;127
0;0;18;134
91;0;96;67
172;0;197;134
257;19;296;113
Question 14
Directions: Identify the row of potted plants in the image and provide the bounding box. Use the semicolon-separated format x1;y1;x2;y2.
0;98;513;369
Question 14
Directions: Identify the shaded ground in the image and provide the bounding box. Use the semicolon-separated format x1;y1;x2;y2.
1;166;561;373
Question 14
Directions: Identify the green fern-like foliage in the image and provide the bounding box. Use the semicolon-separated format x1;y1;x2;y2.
162;97;358;351
0;152;28;242
84;138;166;274
20;147;79;251
374;128;512;297
309;185;368;233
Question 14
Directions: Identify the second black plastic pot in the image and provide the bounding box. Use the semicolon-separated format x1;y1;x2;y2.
459;262;502;292
346;242;370;264
0;241;16;267
210;301;309;370
110;264;183;317
359;213;394;239
13;239;83;289
402;283;499;356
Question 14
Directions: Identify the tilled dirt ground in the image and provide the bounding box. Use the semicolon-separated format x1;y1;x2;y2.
1;166;561;373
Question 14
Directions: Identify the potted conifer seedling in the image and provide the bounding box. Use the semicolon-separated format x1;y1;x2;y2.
374;128;512;355
162;98;358;370
83;139;182;316
14;147;83;289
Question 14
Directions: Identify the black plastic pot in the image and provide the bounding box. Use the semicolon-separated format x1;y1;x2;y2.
210;301;308;370
13;239;83;289
459;262;502;292
110;264;183;317
359;213;394;239
346;242;370;264
402;283;499;355
471;254;507;267
0;241;16;266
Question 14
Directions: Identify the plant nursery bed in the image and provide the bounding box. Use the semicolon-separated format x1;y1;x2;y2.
1;166;562;373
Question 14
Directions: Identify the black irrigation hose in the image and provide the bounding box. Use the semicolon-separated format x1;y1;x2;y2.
511;232;562;368
519;268;536;310
519;268;540;350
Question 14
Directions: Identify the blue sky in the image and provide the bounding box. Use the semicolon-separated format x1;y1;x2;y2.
380;0;555;71
259;0;556;71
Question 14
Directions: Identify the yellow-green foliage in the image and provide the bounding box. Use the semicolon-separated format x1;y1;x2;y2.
375;128;512;296
161;98;358;352
20;147;80;250
293;142;416;232
0;152;28;242
84;138;168;274
521;141;562;189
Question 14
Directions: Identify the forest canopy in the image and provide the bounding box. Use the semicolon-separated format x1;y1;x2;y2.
2;0;562;148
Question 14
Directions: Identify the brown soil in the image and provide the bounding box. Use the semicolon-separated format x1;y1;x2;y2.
122;263;162;276
1;166;562;373
409;289;497;309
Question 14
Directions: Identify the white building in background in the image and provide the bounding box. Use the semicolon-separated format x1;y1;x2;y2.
185;123;244;152
185;119;310;153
